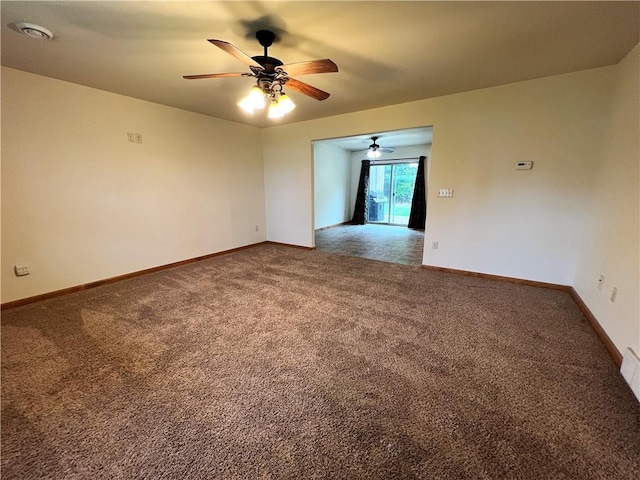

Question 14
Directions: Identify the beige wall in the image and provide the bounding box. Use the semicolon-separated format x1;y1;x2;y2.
263;66;612;286
313;143;351;230
573;44;640;355
1;67;266;303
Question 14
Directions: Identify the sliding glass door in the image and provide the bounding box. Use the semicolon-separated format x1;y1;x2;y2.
367;162;419;226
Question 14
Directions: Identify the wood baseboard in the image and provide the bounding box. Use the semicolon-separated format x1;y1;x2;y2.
420;264;622;367
569;288;622;367
420;265;571;291
1;242;268;311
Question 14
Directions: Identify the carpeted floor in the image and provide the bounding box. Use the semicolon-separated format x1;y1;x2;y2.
2;244;639;479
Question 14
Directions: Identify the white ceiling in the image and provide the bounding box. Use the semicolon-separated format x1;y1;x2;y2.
317;127;433;152
1;1;638;129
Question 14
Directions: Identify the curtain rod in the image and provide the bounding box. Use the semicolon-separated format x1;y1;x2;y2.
368;156;425;164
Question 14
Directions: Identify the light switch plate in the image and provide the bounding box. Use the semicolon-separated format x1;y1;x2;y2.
437;188;454;198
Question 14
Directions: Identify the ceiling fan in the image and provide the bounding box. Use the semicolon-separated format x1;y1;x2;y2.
366;136;395;158
184;30;338;118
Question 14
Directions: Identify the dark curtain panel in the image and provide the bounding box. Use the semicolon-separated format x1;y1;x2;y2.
351;159;371;225
408;156;426;230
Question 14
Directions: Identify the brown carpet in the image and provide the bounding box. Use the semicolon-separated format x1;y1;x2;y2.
2;244;639;479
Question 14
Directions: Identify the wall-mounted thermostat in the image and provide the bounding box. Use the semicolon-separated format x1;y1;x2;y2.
515;161;533;170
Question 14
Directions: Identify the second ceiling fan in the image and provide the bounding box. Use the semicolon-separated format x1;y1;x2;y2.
366;136;395;158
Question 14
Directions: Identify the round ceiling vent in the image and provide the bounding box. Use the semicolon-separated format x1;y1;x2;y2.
13;22;53;40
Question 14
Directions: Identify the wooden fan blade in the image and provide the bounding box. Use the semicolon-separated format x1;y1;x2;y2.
285;77;330;101
208;39;263;69
183;72;246;79
280;59;338;76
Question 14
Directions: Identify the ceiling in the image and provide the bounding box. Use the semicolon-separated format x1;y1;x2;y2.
317;127;433;152
2;1;638;129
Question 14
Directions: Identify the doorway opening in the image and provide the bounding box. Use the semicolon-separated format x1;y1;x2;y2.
367;161;419;226
312;126;432;266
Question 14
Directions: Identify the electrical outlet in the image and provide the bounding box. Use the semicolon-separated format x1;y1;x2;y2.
14;265;30;276
255;225;259;232
135;133;143;144
598;275;605;290
610;287;618;303
432;241;439;249
127;132;135;143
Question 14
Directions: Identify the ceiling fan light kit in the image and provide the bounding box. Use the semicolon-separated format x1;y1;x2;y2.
238;79;296;118
184;29;337;119
266;92;295;119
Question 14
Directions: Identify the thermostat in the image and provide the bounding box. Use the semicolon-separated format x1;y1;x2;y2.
515;161;533;170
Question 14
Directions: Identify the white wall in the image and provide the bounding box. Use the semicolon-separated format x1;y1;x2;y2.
313;143;351;229
573;44;640;355
348;145;432;219
263;66;612;286
1;67;266;303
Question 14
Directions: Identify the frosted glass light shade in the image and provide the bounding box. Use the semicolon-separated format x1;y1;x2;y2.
237;86;266;114
268;101;284;118
277;93;295;114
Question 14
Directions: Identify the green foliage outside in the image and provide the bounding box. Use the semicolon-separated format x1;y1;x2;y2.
389;163;417;203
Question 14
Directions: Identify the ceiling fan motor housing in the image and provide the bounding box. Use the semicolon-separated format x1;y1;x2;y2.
252;55;283;72
256;30;276;48
253;30;283;75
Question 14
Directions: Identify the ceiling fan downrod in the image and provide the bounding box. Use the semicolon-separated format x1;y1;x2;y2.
256;30;276;57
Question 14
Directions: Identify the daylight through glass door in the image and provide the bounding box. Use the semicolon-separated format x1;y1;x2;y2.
367;162;419;226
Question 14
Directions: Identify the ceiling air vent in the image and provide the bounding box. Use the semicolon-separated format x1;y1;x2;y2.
13;22;53;40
